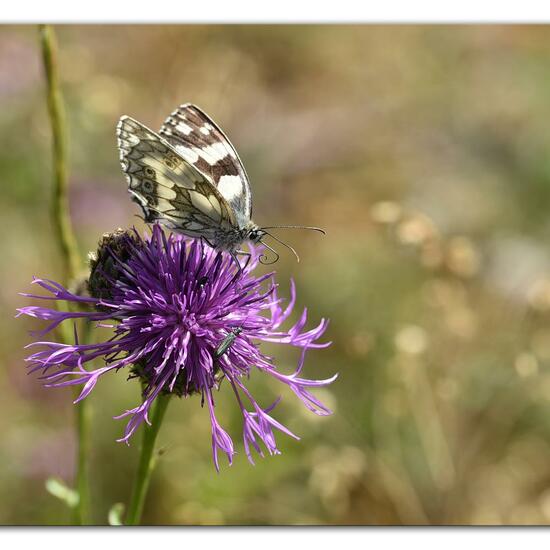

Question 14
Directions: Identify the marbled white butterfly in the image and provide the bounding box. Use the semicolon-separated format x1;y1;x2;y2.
116;103;324;265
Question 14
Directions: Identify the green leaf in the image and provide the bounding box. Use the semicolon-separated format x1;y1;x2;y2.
45;477;79;509
108;502;125;526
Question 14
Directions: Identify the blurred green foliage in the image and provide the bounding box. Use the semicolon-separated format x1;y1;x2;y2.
4;24;550;525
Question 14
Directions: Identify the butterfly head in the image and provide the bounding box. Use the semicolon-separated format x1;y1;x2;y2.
241;224;278;265
246;225;266;245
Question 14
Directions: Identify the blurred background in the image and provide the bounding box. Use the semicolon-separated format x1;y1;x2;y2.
3;24;550;525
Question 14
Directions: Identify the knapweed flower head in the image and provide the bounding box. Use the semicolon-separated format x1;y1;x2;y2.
18;224;336;469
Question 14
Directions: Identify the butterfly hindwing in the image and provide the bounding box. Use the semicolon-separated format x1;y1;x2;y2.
159;104;252;228
117;116;237;240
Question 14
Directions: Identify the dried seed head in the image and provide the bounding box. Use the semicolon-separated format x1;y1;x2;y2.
88;229;144;302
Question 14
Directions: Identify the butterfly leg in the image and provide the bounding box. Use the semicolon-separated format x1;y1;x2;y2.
201;236;216;250
236;251;252;271
229;251;244;275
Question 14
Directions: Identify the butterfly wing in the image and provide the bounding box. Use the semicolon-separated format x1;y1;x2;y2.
117;116;237;241
159;104;252;229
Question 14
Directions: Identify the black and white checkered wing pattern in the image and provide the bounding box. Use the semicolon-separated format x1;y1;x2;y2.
159;104;252;229
117;116;237;240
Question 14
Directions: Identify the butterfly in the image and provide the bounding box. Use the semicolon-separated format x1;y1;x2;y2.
116;103;324;266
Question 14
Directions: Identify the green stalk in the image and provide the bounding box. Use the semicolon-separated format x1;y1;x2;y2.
126;393;171;525
39;25;80;281
73;383;91;524
39;24;89;525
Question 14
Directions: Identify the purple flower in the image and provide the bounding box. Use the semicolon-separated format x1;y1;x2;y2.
18;225;336;470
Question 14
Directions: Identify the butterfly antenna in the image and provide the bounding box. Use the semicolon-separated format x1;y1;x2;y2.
262;231;300;263
258;240;280;265
260;225;326;235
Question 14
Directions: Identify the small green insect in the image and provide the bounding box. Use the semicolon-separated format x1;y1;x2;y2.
214;327;243;359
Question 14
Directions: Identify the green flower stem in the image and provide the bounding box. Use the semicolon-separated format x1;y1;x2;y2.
126;393;171;525
72;385;91;524
39;24;89;525
39;24;80;282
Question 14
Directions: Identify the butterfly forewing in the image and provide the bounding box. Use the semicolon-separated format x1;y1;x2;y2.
117;116;237;240
159;104;252;228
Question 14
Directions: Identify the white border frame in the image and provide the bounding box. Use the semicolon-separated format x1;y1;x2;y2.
4;1;550;23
